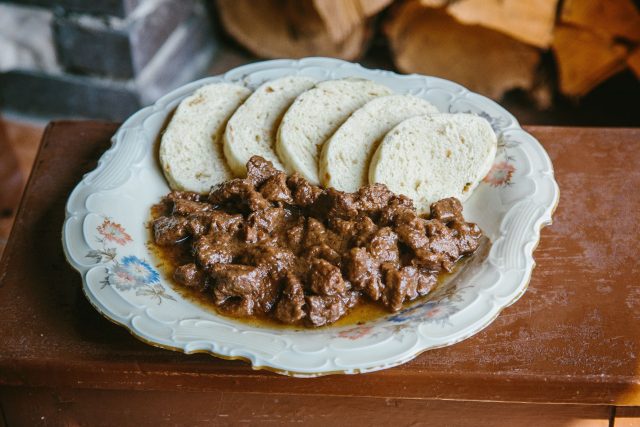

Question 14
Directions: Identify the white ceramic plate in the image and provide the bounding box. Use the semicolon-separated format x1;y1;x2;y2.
62;57;559;377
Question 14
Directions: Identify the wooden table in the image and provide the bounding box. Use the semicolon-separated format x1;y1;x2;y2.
1;122;639;426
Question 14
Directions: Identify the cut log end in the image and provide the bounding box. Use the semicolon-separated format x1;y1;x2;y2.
216;0;392;60
553;26;629;97
385;0;541;100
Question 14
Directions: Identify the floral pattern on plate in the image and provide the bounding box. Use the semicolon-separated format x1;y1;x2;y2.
88;217;175;304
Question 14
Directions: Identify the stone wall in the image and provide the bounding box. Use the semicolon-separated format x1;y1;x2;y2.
0;0;217;120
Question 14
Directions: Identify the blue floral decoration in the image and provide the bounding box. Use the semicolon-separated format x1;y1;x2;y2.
90;217;174;304
389;300;458;325
108;255;160;291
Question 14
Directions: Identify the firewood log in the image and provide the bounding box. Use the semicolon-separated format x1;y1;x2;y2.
552;0;638;97
313;0;390;42
446;0;559;48
552;26;628;97
561;0;640;42
384;0;542;99
216;0;392;60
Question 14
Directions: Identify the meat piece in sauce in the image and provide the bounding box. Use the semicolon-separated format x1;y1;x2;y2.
174;263;208;291
274;274;306;324
306;291;359;327
308;259;347;296
246;156;281;187
244;207;286;243
382;266;437;312
259;173;293;204
153;216;188;245
211;264;276;315
209;179;270;212
193;236;234;271
172;198;212;216
430;197;462;223
287;173;323;207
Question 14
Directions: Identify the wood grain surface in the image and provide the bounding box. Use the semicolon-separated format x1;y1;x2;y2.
0;122;638;420
0;118;44;258
0;387;613;426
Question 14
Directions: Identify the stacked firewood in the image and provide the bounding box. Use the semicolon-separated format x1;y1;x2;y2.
216;0;640;101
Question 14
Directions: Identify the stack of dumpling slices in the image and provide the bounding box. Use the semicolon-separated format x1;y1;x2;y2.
159;76;497;213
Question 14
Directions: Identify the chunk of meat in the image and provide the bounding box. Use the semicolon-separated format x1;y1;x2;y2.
173;263;207;290
304;244;342;265
167;190;202;202
450;220;482;254
304;218;328;247
327;218;355;236
193;237;234;270
244;207;286;243
320;188;359;219
208;211;243;236
308;259;346;296
305;291;359;326
416;269;437;296
209;179;270;212
344;227;399;301
430;197;463;223
379;198;417;226
382;266;429;311
240;245;295;280
259;173;293;204
153;216;188;245
219;297;255;317
303;217;347;255
172;199;212;216
284;218;305;251
184;210;243;240
287;173;323;207
345;247;384;300
351;216;378;247
211;264;266;298
391;266;436;301
305;291;358;327
208;179;248;205
367;227;400;265
426;221;460;262
395;216;429;251
246;155;281;187
186;216;208;238
211;264;273;314
356;183;395;215
274;274;306;324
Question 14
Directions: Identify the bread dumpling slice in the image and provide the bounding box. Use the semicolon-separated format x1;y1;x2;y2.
276;77;392;185
320;94;438;192
223;76;316;176
369;114;497;213
159;83;251;193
